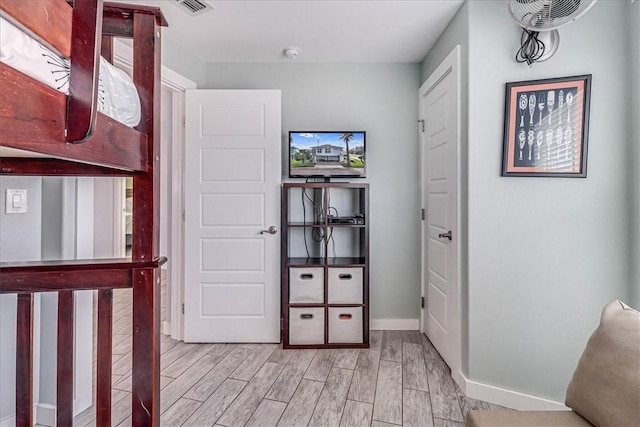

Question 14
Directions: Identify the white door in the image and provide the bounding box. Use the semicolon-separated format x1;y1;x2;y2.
184;90;281;343
420;47;460;374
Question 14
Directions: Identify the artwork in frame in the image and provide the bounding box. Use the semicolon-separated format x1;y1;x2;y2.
501;74;592;177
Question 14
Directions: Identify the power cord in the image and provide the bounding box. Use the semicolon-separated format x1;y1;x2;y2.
301;187;311;258
515;29;546;67
300;186;339;258
327;189;338;259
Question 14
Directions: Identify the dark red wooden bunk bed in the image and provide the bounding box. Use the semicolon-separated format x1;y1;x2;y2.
0;0;167;425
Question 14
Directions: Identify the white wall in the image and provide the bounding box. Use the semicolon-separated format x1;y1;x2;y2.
0;177;42;261
1;177;95;423
0;177;42;422
93;178;123;259
630;0;640;309
426;0;631;405
204;63;422;320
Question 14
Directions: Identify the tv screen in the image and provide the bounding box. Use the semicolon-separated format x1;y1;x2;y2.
289;131;366;178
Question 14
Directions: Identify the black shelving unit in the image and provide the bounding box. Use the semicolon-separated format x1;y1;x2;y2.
281;182;369;349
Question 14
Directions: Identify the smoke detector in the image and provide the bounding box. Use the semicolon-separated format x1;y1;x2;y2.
283;47;301;60
171;0;215;17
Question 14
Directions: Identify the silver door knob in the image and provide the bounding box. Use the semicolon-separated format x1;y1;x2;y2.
260;225;278;235
438;230;452;241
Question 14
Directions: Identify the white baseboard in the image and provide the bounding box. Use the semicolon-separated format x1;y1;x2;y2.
0;403;44;427
0;414;15;427
162;320;171;336
458;371;568;411
4;403;85;427
370;318;419;330
35;403;56;427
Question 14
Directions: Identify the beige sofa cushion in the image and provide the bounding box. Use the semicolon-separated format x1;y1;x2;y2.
565;300;640;427
465;410;592;426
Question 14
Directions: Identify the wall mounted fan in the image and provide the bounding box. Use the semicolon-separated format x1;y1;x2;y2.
509;0;598;66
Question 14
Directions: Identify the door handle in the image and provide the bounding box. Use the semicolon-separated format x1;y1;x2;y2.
260;225;278;235
438;230;452;241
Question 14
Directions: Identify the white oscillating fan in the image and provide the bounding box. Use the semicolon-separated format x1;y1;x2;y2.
509;0;598;66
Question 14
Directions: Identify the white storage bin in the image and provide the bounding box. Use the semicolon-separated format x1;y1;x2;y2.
289;307;325;345
289;267;324;303
328;307;363;343
328;267;363;304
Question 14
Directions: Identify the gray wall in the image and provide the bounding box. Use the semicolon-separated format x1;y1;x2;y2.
630;0;640;309
0;176;42;421
163;38;207;86
42;178;64;260
39;178;66;410
467;0;631;402
204;63;422;320
421;0;632;404
93;178;119;259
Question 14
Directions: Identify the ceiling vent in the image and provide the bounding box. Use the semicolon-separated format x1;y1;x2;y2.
171;0;215;17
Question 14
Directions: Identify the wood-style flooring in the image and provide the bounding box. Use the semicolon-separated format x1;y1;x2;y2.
74;288;505;426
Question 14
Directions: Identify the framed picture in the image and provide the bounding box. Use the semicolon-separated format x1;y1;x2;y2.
501;75;592;177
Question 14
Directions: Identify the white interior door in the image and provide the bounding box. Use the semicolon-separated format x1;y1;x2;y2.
420;47;460;374
184;90;281;343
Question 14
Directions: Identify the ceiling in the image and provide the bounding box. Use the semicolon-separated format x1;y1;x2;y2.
112;0;465;63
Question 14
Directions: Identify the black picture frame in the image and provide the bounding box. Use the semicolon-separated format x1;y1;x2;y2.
501;74;592;177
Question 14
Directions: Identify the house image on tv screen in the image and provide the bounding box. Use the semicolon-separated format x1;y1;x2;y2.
312;144;342;163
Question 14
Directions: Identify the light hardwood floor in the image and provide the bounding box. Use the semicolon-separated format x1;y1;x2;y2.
74;288;505;426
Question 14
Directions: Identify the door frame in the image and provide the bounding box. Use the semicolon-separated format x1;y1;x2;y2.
419;45;463;386
113;40;196;341
161;72;196;341
167;83;194;341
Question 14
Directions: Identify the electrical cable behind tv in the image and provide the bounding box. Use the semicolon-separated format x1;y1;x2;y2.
327;188;337;259
301;187;325;258
301;188;310;258
301;187;338;259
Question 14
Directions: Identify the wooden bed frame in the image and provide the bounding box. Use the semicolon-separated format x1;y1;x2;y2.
0;0;167;425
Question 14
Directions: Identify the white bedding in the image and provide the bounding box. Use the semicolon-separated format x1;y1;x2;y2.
0;16;141;127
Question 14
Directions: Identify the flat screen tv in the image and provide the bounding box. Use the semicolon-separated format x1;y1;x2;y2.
289;131;366;179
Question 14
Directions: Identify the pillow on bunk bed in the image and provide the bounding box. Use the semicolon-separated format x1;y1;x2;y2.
0;16;141;128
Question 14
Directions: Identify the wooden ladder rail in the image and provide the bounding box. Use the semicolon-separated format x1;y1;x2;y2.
0;1;165;424
0;258;167;426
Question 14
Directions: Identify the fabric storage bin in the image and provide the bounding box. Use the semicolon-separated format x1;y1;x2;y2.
289;307;325;345
328;307;363;343
328;267;363;304
289;267;324;303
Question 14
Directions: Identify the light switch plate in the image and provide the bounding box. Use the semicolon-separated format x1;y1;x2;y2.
5;189;27;214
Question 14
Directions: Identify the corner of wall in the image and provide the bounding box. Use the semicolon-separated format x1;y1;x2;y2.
419;0;471;377
162;39;207;87
420;0;469;84
629;0;640;309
